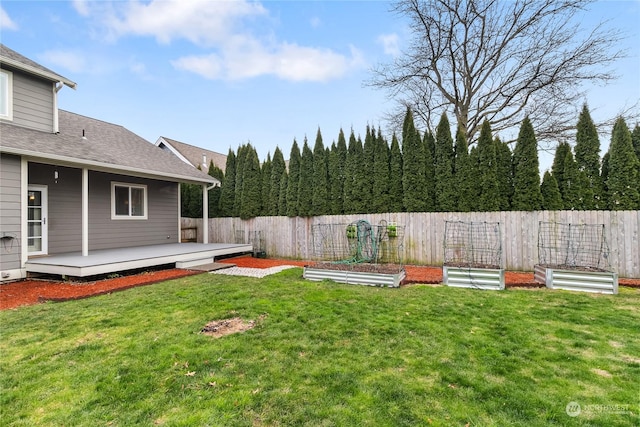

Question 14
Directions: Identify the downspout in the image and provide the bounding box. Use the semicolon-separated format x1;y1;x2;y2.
53;82;64;134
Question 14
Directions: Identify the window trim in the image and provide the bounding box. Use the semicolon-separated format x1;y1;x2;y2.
111;182;148;220
0;69;13;121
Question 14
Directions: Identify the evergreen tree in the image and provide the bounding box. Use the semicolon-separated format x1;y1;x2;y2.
311;129;329;215
362;125;376;206
260;153;272;216
328;131;347;214
454;125;473;212
434;113;456;211
606;117;640;209
207;161;224;218
574;104;602;209
278;169;288;216
268;147;286;216
551;141;571;205
423;131;436;211
511;117;542;210
233;144;249;217
540;171;563;210
239;146;262;219
388;133;404;212
371;128;390;213
561;148;581;210
632;124;640;160
297;138;314;216
476;120;500;211
218;149;236;217
186;183;202;218
600;152;610;209
401;108;428;212
495;137;513;210
344;130;366;213
468;146;481;210
285;139;301;216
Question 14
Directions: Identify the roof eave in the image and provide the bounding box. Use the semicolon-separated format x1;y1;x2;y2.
1;57;77;89
1;146;217;185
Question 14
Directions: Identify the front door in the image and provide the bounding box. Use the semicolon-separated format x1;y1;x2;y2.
27;185;48;255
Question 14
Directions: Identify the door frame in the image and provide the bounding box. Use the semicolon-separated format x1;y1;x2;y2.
27;184;48;256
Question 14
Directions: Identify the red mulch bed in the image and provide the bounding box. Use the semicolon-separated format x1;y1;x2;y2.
1;255;638;310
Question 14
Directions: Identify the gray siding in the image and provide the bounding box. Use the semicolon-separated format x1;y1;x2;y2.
28;163;82;254
88;171;179;250
2;68;54;132
0;154;22;271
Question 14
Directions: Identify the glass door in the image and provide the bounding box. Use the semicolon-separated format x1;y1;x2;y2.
27;185;47;255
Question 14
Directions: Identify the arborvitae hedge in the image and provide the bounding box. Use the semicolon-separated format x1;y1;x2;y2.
476;120;500;211
606;117;640;209
286;140;301;217
511;117;542;211
268;147;286;216
297;138;314;217
434;113;456;212
311;129;329;216
401;108;428;212
574;104;602;209
540;171;563;210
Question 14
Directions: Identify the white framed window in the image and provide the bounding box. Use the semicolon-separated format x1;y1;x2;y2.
111;182;148;220
0;69;13;121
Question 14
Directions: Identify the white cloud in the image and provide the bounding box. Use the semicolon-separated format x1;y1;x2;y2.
0;7;18;31
377;33;400;57
80;0;360;82
72;0;90;17
173;42;365;82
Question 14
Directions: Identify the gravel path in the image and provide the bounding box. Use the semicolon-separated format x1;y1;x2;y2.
210;265;298;278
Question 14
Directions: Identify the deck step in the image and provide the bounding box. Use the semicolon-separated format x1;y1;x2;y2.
181;262;235;272
176;257;215;269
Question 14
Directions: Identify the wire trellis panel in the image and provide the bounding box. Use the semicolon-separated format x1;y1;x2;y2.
443;221;503;269
310;220;404;265
537;221;611;271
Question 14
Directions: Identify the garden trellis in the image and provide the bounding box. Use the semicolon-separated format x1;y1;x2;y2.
537;221;611;271
443;221;503;269
310;220;404;265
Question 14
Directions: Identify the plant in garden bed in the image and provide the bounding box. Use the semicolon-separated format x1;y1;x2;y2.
1;269;638;426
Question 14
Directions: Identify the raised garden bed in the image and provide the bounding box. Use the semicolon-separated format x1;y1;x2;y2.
443;265;505;291
534;264;618;294
303;263;405;288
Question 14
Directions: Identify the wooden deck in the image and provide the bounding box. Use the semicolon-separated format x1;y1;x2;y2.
25;243;252;277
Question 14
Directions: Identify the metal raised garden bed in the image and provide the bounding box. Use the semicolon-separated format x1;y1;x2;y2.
534;264;618;295
303;264;406;288
443;265;505;291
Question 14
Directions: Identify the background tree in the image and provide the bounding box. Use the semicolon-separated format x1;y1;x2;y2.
401;108;428;212
371;128;391;213
600;152;610;209
312;129;329;215
422;131;436;211
476;120;499;211
388;133;404;212
434;113;456;211
495;137;513;210
207;161;224;218
606;117;640;209
233;144;249;217
632;124;640;160
286;140;301;217
551;141;571;205
239;146;262;219
362;126;376;206
260;153;272;216
370;0;625;144
268;147;286;216
540;171;564;210
218;149;236;217
297;138;314;217
560;148;581;210
329;131;347;214
454;125;473;212
278;169;288;216
574;105;602;209
511;118;542;210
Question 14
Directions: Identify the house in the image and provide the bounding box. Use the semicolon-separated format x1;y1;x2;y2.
0;44;250;281
155;136;227;173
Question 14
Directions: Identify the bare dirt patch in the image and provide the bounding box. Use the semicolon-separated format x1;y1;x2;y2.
591;368;613;378
200;315;267;338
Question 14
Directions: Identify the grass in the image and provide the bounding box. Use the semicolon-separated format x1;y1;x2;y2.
1;269;638;426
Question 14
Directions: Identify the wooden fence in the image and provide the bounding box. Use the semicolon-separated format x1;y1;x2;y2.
182;210;640;278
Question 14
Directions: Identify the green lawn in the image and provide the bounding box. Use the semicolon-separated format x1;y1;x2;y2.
1;269;638;426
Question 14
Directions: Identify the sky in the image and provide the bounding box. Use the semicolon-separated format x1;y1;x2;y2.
1;0;639;171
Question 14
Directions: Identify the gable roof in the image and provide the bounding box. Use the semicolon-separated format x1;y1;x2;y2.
156;136;227;173
1;110;217;185
0;44;76;89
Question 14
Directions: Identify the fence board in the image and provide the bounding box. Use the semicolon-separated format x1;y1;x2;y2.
184;210;640;278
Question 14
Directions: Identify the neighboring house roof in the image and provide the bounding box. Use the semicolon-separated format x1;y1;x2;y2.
156;136;227;173
1;110;218;185
0;44;76;89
